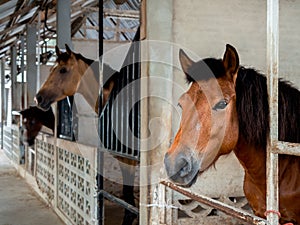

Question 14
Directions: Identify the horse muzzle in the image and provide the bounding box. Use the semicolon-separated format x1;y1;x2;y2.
35;93;53;111
164;149;200;187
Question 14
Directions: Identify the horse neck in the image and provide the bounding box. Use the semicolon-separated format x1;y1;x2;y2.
77;60;100;114
233;68;269;183
234;137;266;184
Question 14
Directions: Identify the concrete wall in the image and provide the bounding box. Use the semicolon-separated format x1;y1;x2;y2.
173;0;300;87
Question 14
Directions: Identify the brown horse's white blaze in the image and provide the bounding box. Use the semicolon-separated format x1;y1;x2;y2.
164;45;239;186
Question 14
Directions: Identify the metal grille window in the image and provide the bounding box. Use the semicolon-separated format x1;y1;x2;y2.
57;96;76;141
99;28;140;161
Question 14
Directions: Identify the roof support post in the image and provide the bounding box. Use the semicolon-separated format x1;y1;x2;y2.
10;45;20;111
26;24;37;106
56;0;72;49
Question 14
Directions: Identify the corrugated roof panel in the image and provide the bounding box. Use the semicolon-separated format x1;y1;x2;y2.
18;6;39;23
0;0;141;59
0;23;7;31
9;24;26;36
0;0;18;20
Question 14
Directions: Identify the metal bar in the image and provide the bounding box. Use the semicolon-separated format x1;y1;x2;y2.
97;1;104;224
135;39;140;158
273;141;300;156
266;0;279;224
161;180;267;225
20;35;26;109
99;190;139;216
1;59;5;149
103;9;140;20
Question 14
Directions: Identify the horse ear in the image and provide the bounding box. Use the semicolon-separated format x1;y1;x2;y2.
65;44;72;55
179;49;194;76
223;44;239;80
55;45;61;56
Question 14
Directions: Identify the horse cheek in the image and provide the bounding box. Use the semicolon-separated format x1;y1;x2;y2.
223;107;239;153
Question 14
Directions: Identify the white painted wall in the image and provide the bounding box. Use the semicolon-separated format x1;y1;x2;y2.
173;0;300;87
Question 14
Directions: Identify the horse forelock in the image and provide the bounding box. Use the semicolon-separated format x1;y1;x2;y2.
185;58;225;83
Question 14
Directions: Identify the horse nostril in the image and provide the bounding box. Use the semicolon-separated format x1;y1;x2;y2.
164;152;192;178
178;158;191;177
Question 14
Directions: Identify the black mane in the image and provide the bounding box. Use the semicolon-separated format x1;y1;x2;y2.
188;58;300;148
57;51;119;89
236;67;300;148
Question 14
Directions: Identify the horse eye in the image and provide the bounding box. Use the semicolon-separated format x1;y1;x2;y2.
60;67;67;74
213;100;228;111
177;103;182;109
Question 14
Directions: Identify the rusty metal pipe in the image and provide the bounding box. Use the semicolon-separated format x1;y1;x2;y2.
160;180;267;225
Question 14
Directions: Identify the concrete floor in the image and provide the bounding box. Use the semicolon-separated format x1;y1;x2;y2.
0;150;65;225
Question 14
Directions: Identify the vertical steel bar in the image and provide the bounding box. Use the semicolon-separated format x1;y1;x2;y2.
97;0;104;224
20;35;26;109
135;40;141;158
266;0;279;224
120;71;125;154
131;45;136;157
125;52;131;156
1;58;5;149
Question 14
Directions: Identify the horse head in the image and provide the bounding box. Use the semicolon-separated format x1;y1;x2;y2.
164;45;240;186
35;44;90;110
20;106;54;146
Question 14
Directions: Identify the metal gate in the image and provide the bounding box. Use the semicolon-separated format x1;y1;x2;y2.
97;27;140;224
57;96;76;141
99;29;140;160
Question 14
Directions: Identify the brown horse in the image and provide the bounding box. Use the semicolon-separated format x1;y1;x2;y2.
35;45;137;225
20;106;54;146
164;44;300;224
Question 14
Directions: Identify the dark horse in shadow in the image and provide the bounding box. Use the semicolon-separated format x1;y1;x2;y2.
20;106;54;146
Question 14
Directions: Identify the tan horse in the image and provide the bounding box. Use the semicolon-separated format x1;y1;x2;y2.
35;45;137;225
164;45;300;224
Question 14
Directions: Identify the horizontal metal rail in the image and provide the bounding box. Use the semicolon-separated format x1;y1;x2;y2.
160;180;267;225
273;141;300;156
98;190;139;216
